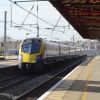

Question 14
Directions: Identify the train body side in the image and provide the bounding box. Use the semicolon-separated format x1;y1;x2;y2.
18;38;86;72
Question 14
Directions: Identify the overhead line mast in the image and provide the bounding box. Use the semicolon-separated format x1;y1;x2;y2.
4;11;7;59
37;0;39;38
10;4;12;27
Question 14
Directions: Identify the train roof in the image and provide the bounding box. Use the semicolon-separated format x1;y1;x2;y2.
22;38;43;43
23;38;75;47
24;38;43;41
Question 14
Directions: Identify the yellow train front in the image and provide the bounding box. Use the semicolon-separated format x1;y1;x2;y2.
18;38;45;72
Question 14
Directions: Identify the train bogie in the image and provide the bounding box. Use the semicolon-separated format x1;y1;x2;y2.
19;62;44;72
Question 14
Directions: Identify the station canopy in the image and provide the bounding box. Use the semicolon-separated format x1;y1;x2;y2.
49;0;100;39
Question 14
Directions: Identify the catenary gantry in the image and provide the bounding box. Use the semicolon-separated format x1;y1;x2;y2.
10;0;100;39
49;0;100;39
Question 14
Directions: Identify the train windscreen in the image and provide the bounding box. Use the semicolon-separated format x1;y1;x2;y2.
22;39;41;53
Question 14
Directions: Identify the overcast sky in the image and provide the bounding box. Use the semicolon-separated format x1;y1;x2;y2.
0;0;83;42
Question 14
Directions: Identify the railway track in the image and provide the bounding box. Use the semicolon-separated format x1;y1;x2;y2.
0;65;20;80
0;75;34;91
15;58;85;100
0;57;86;100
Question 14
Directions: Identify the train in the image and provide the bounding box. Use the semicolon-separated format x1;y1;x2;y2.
18;38;86;72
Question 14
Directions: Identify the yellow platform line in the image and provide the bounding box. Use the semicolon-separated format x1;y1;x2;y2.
81;59;95;100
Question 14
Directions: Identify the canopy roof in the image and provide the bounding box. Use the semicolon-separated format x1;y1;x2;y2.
49;0;100;39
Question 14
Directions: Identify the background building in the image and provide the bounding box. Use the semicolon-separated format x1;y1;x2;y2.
0;35;21;56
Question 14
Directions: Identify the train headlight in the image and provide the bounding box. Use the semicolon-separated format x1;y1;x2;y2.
18;55;23;62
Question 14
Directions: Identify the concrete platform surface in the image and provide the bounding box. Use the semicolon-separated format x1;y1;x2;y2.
0;60;18;68
38;56;100;100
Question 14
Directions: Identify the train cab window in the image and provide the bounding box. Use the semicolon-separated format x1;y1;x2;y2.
22;39;41;53
31;41;41;53
22;43;31;53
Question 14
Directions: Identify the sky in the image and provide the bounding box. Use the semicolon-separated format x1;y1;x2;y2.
0;0;83;42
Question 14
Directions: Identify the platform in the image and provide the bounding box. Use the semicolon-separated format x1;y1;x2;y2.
38;56;100;100
0;60;18;68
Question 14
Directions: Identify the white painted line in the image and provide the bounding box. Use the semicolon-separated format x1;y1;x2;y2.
37;65;81;100
0;61;18;65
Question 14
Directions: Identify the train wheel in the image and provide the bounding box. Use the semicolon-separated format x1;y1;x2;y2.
19;63;31;73
19;63;24;70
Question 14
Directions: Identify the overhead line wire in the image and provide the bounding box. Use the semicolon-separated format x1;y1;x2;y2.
0;20;13;23
0;20;4;23
11;20;53;32
9;0;54;27
20;4;34;29
14;0;48;3
12;21;33;32
52;16;62;31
